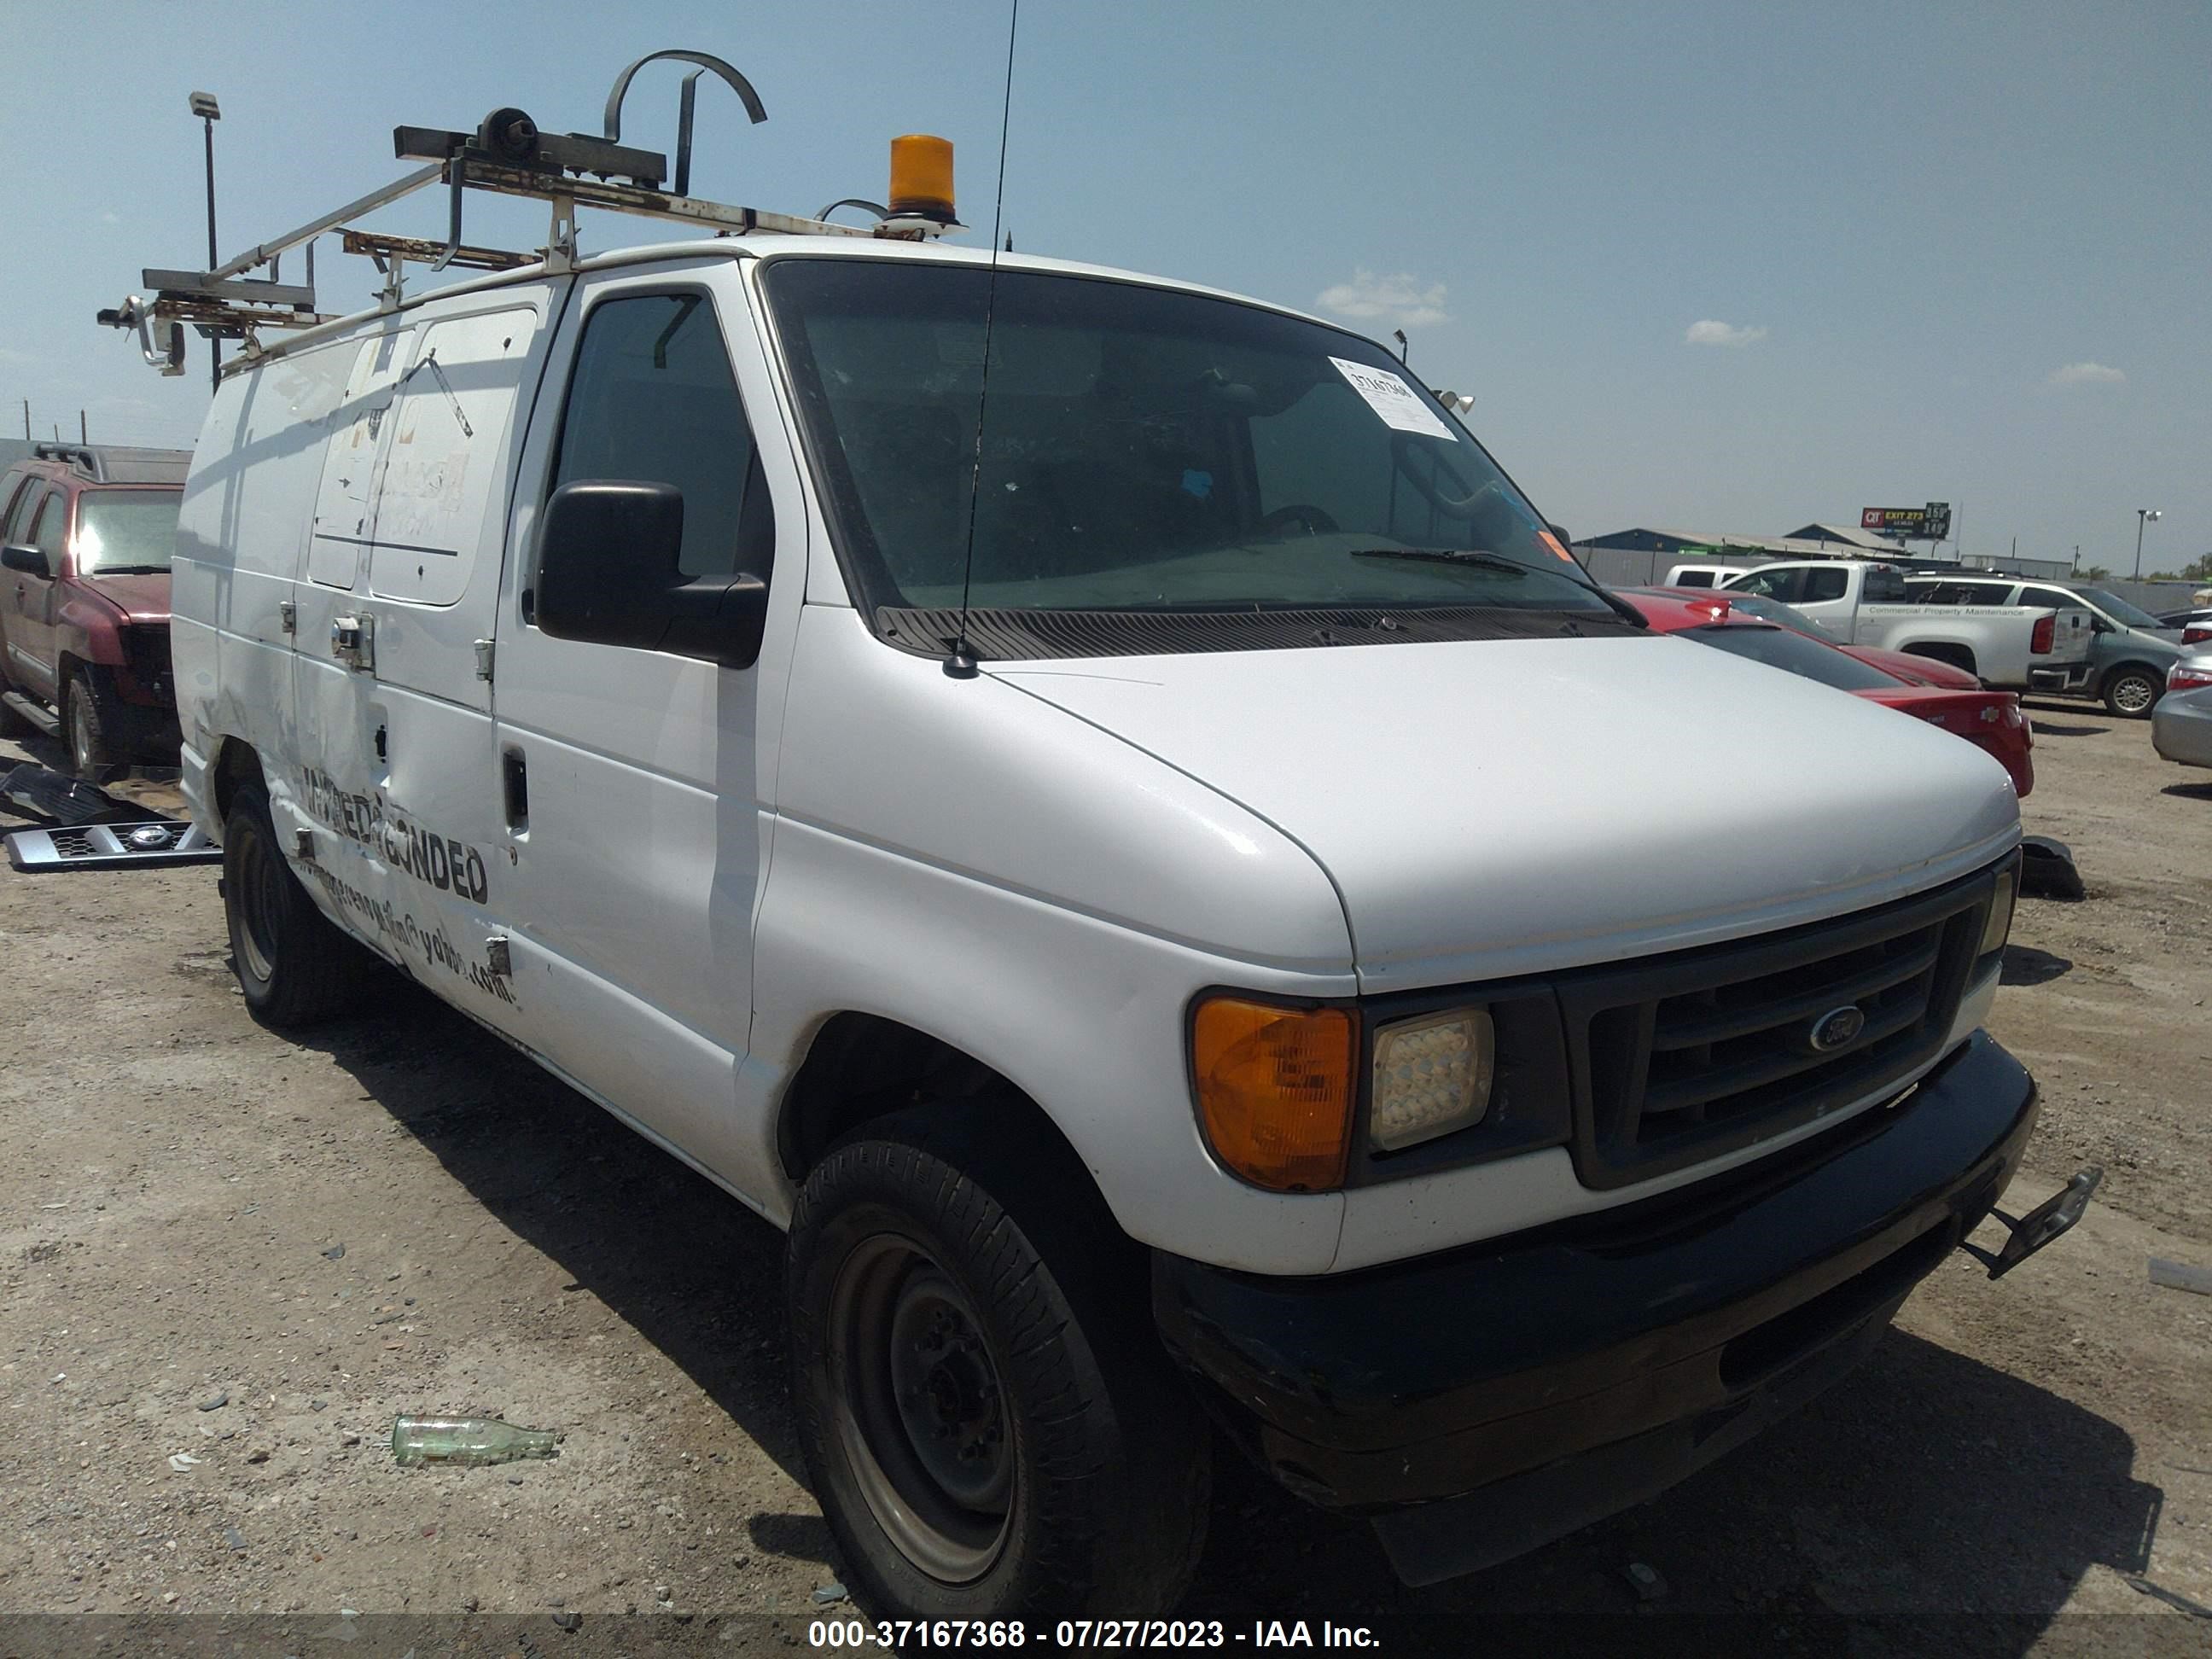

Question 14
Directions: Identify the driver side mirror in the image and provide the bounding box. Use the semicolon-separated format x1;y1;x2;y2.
2090;616;2114;634
2;544;47;577
534;480;769;670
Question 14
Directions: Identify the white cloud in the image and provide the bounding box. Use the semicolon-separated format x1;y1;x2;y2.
1316;269;1450;329
2049;360;2124;386
0;346;35;365
101;211;120;224
1685;319;1767;347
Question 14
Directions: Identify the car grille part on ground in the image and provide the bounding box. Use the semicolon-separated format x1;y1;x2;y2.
4;818;221;872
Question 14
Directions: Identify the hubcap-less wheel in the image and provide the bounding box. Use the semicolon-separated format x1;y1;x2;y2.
830;1233;1013;1584
231;818;286;985
69;691;96;777
2110;674;2157;716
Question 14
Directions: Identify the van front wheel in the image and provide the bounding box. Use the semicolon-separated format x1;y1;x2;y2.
787;1109;1208;1622
223;780;375;1026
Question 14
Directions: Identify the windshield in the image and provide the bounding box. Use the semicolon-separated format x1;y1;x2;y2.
1682;623;1901;692
73;491;179;575
763;259;1614;647
2071;587;2165;631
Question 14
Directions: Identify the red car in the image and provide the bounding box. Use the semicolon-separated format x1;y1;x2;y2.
0;443;188;777
1623;588;2034;796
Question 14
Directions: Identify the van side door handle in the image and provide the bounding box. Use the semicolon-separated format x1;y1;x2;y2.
330;613;375;671
502;746;529;832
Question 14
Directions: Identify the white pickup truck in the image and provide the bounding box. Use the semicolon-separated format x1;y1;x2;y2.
1716;561;2093;689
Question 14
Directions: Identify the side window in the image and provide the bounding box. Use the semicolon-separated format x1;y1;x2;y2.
1674;569;1716;588
1731;567;1803;602
1960;583;2012;606
2019;587;2071;613
1862;568;1909;602
1801;566;1848;602
33;491;69;568
2;481;41;544
551;293;772;579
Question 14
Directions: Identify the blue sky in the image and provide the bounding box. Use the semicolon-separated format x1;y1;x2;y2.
3;0;2204;573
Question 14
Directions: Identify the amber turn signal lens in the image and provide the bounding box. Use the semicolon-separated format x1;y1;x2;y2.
1191;998;1357;1192
888;134;956;224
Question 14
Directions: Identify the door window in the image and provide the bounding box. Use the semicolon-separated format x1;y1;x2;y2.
32;492;68;573
1800;566;1848;602
2;484;42;548
550;293;773;580
1862;568;1909;602
0;479;38;543
1727;566;1804;602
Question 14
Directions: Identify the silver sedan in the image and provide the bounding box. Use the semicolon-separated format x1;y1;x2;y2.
2152;655;2212;769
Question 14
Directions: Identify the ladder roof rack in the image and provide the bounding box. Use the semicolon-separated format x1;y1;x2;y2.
98;48;954;378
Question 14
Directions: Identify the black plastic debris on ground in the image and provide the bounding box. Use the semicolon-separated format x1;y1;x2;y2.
0;763;136;826
2019;834;2087;901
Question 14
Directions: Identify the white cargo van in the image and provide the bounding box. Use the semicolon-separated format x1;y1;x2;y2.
141;81;2095;1622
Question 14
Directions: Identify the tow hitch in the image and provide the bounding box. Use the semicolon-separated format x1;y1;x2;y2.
1963;1166;2103;1278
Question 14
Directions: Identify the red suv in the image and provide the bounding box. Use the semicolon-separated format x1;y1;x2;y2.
0;443;189;777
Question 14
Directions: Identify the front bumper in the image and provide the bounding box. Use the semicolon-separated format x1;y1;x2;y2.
1152;1032;2040;1585
2152;690;2212;769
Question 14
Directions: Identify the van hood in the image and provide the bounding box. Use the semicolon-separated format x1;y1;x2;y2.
992;634;2020;990
82;571;171;624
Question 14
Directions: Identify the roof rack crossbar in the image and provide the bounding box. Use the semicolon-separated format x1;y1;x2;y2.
32;442;108;482
210;162;446;282
101;49;948;378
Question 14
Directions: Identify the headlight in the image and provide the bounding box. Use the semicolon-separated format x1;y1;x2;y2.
1979;868;2017;958
1370;1009;1495;1152
1190;996;1357;1192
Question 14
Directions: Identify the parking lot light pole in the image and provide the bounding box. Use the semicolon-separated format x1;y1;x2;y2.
189;90;221;391
2134;509;2162;580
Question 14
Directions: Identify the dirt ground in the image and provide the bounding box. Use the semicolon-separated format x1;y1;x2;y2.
1;700;2207;1656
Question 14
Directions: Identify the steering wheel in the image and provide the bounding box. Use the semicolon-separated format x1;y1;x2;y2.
1260;503;1340;537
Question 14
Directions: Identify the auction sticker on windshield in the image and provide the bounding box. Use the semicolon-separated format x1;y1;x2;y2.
1330;356;1454;439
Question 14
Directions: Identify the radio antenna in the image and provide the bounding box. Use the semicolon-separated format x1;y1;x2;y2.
945;0;1021;678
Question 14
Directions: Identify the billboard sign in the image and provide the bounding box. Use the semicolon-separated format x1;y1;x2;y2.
1861;502;1953;540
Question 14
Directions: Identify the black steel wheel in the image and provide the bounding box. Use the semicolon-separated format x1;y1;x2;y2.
788;1105;1208;1622
64;672;121;780
222;777;376;1026
831;1231;1015;1583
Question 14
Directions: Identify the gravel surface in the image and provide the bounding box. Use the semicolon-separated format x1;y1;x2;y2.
1;703;2206;1653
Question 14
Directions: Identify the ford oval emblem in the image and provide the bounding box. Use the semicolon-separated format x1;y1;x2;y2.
1809;1005;1866;1052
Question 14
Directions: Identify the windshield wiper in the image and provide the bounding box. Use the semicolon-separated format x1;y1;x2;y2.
1349;547;1530;575
1350;544;1650;630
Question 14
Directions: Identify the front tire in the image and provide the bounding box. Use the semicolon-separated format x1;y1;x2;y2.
222;778;375;1026
788;1108;1209;1623
64;672;122;780
2102;667;2162;719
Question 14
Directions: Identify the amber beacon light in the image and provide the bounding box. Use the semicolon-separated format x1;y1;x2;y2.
888;134;957;224
1191;997;1358;1193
